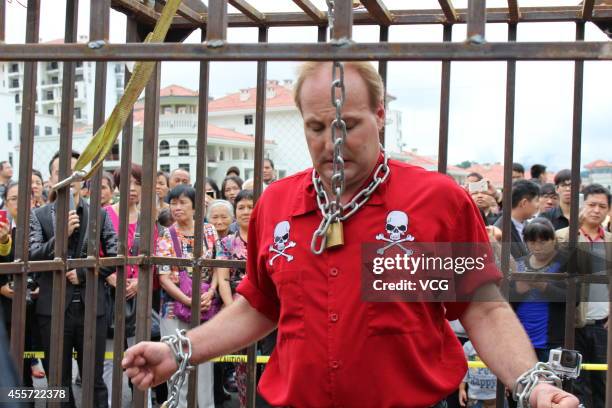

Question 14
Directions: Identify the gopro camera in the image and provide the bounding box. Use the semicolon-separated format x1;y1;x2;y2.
548;348;582;379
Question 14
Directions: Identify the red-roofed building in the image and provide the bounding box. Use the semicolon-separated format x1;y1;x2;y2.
583;159;612;190
390;149;467;184
132;86;275;181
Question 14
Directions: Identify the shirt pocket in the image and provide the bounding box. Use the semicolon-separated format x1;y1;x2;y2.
270;268;305;341
366;301;426;337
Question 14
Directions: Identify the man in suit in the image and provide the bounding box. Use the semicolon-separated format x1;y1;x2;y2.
29;150;117;408
495;179;541;260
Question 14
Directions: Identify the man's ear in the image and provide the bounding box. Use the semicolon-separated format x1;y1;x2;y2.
375;102;385;131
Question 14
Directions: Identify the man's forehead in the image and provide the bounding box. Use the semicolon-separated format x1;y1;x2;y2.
586;194;609;204
300;66;370;111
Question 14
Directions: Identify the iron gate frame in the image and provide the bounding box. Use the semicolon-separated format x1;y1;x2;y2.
0;0;610;407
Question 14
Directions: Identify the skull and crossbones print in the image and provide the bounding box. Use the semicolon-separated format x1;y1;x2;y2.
269;221;296;265
375;210;415;255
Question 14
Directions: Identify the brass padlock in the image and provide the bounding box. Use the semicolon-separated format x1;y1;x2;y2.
326;221;344;248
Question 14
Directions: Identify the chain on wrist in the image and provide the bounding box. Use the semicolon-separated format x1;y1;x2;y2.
160;329;193;408
513;362;562;408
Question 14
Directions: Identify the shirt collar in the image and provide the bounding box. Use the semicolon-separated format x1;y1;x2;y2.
291;154;387;217
579;226;606;243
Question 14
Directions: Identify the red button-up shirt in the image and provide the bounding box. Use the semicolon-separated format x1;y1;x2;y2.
237;159;502;408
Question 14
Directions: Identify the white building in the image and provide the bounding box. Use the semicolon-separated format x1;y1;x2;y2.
0;36;125;179
583;160;612;191
207;79;406;178
131;85;276;183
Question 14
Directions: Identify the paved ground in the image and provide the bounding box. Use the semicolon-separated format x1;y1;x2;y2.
31;360;240;407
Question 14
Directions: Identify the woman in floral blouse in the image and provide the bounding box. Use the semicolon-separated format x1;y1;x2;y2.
216;189;254;408
156;184;218;408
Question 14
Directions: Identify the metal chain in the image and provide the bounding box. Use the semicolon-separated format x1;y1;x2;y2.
513;362;562;408
160;329;193;408
310;145;390;254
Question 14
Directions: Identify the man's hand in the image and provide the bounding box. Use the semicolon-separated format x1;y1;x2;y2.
529;382;580;407
67;211;80;237
106;273;117;288
126;279;138;299
458;387;468;407
66;269;79;285
0;221;10;244
122;341;178;390
0;283;13;299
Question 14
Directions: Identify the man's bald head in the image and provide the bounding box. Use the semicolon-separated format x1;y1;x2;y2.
293;62;384;113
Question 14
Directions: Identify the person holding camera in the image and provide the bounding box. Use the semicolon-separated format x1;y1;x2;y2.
0;181;41;394
29;151;117;408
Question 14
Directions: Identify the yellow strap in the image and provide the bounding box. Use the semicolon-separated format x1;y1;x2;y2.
72;0;183;180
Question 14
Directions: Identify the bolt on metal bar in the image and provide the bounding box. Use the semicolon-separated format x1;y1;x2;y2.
246;25;269;408
437;24;452;174
47;1;79;401
331;0;353;43
438;0;458;24
133;59;161;408
229;0;265;25
10;0;40;383
206;0;228;46
293;0;327;24
467;0;487;43
378;24;388;146
360;0;393;26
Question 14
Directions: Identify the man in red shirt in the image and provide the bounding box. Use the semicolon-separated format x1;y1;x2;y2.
123;62;580;408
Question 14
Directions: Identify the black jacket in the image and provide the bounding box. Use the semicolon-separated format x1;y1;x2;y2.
29;199;117;316
494;216;529;260
0;227;15;324
541;206;570;231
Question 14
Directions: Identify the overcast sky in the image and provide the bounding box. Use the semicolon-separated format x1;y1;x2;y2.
4;0;611;170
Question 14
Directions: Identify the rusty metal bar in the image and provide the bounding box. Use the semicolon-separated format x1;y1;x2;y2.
0;0;5;43
109;16;138;408
378;25;388;146
564;22;586;352
467;0;486;43
111;0;192;27
2;41;611;61
438;0;458;24
293;0;326;24
245;26;269;408
9;0;40;383
170;0;206;25
47;0;78;400
133;61;161;408
183;0;207;13
206;0;228;44
108;2;612;27
318;25;327;42
496;22;516;408
80;0;110;405
360;0;393;26
229;0;265;24
508;0;520;23
331;0;353;42
437;24;452;174
582;0;595;20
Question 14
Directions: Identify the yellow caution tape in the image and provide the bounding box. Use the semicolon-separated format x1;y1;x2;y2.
22;352;607;371
67;0;183;182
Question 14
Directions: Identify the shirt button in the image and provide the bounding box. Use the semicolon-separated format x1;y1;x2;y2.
330;267;339;277
330;360;340;369
330;312;339;323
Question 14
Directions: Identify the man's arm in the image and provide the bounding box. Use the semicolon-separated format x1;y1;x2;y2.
123;295;276;390
29;209;55;261
461;283;580;407
460;283;537;388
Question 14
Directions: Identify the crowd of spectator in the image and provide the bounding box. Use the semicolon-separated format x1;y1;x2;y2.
0;155;610;408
